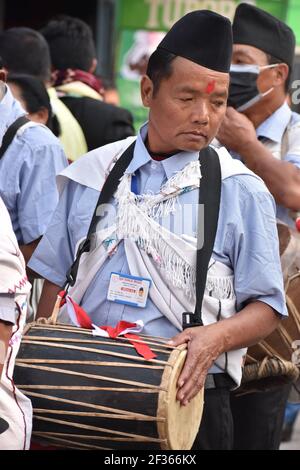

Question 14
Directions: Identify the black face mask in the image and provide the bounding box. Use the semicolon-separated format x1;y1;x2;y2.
228;64;260;111
228;64;275;112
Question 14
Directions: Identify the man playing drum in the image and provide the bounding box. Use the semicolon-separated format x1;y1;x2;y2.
0;198;32;449
29;10;287;450
217;3;300;450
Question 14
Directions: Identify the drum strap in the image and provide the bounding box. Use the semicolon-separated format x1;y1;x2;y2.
183;146;221;329
0;115;30;160
64;142;221;329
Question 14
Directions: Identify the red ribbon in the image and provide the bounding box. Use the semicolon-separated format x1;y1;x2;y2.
58;291;156;360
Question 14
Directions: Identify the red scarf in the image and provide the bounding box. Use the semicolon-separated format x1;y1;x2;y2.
52;68;105;97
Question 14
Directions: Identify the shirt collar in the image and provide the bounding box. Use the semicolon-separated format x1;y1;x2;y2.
0;85;27;139
126;122;199;179
256;102;291;143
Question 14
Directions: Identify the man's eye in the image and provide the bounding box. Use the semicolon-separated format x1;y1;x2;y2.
213;101;225;107
180;97;192;102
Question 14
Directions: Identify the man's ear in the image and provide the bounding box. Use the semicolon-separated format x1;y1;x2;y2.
141;75;154;107
29;107;50;126
89;58;97;74
0;70;7;83
273;63;289;87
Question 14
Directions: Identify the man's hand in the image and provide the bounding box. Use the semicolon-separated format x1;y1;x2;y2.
217;107;257;154
36;280;61;320
169;324;224;406
168;302;280;407
217;107;300;209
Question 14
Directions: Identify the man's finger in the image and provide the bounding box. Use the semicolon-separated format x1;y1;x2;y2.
176;347;212;403
168;329;192;347
177;369;207;405
182;372;206;403
226;106;238;117
177;349;198;388
177;367;204;401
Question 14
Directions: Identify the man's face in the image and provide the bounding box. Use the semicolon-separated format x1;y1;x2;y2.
232;44;275;96
141;56;229;153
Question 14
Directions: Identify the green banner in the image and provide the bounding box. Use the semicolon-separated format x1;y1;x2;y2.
117;0;288;31
286;0;300;45
116;29;166;130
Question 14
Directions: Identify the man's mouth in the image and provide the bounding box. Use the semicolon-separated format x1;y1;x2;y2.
184;131;208;140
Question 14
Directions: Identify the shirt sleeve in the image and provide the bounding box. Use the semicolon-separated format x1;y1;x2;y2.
284;153;300;169
227;178;287;316
17;142;68;244
0;294;16;324
28;179;100;287
283;120;300;168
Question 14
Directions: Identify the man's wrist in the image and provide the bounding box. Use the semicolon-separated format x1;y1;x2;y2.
205;322;230;356
239;139;266;172
237;137;262;163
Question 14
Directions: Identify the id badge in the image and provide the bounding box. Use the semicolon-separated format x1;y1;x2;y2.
107;272;151;308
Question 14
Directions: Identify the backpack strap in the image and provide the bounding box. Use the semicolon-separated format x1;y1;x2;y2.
0;115;30;160
64;141;136;288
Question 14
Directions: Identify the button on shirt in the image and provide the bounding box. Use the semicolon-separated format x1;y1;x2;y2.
29;123;287;342
0;85;68;244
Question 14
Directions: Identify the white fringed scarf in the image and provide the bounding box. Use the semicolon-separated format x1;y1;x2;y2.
115;160;201;297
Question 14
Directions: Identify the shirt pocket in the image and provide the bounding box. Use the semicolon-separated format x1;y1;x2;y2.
203;271;236;324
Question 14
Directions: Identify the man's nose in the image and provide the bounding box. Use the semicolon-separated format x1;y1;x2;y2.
191;101;209;125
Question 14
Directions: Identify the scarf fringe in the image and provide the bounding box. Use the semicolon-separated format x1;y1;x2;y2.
206;276;234;300
116;182;196;296
113;161;202;296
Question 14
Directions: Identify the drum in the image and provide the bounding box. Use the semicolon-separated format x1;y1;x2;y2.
240;223;300;393
14;321;204;450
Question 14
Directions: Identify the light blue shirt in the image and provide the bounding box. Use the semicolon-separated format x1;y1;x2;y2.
0;85;68;244
257;103;300;226
29;123;287;345
234;102;300;226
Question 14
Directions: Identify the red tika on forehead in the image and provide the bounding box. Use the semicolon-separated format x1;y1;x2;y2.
206;81;215;94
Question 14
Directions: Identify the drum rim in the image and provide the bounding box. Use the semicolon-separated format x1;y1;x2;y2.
156;345;204;450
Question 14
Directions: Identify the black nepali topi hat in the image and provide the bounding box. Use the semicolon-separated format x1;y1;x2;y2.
232;3;295;69
157;10;233;73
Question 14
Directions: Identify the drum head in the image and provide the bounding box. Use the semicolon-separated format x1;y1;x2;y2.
157;346;204;450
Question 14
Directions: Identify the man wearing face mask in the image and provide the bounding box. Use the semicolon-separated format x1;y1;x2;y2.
217;3;300;450
218;3;300;226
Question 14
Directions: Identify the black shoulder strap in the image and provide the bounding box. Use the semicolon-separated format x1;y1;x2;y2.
63;142;222;331
64;141;136;288
0;115;30;160
182;146;221;329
